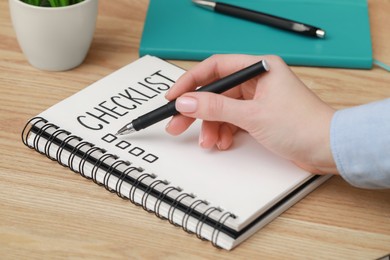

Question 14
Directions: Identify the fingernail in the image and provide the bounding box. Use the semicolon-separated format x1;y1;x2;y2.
165;119;171;130
216;140;222;150
199;130;204;147
176;97;198;113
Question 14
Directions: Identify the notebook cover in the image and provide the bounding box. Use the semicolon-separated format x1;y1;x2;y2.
139;0;373;69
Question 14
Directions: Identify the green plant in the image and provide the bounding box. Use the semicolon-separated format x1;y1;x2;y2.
21;0;84;7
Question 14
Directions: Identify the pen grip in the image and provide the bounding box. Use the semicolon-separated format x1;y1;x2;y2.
197;60;267;93
132;60;268;131
215;3;318;37
132;101;177;131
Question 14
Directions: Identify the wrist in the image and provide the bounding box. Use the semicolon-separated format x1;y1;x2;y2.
309;106;338;174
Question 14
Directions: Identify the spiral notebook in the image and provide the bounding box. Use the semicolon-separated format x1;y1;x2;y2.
21;55;331;250
139;0;373;69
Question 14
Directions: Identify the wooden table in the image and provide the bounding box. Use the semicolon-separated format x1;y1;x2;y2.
1;0;389;258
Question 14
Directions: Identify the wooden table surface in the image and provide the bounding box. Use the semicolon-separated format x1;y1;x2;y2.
1;0;389;259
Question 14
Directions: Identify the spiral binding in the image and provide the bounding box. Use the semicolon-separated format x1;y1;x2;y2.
22;117;237;249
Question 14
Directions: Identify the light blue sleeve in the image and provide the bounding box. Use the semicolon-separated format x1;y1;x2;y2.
330;98;390;189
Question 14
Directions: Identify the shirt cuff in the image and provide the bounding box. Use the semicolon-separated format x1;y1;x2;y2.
330;99;390;189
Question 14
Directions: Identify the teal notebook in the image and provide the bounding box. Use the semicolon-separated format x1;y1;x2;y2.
139;0;373;69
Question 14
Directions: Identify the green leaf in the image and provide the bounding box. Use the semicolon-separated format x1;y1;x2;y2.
20;0;84;7
40;0;51;6
59;0;69;6
47;0;59;7
21;0;41;6
70;0;84;5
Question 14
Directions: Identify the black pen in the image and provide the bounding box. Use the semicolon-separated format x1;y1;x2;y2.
192;0;325;38
115;60;269;136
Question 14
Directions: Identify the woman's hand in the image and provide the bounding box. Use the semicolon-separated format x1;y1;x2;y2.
165;54;338;174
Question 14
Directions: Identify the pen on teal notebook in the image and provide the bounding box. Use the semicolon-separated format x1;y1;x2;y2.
116;59;269;136
192;0;326;38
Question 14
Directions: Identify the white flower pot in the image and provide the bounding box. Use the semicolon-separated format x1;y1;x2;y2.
9;0;98;71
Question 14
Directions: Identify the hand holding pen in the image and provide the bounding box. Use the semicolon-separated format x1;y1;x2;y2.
165;54;336;174
116;58;269;135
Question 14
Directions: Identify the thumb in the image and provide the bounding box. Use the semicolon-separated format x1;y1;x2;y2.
175;92;256;130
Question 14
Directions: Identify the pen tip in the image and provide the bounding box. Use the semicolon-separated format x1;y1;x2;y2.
115;123;136;136
115;129;128;136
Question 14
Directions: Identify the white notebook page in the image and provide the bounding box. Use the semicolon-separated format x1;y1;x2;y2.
38;55;313;231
